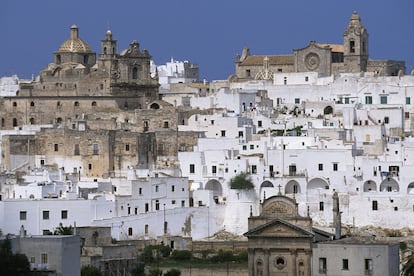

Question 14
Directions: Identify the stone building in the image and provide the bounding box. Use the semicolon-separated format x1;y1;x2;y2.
0;24;159;130
233;11;405;81
244;193;313;276
0;25;206;177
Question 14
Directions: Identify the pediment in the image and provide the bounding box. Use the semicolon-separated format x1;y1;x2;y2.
245;219;313;238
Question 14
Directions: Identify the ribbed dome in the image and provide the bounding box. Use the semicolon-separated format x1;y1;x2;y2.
58;38;92;52
58;25;92;53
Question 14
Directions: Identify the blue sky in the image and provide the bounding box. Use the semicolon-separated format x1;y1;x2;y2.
1;0;413;80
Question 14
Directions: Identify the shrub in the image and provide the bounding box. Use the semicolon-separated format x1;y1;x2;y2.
171;250;192;261
229;172;254;190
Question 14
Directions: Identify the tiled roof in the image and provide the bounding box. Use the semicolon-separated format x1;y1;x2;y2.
240;55;294;66
317;43;344;53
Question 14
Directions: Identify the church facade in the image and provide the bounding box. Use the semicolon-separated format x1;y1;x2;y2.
233;12;405;81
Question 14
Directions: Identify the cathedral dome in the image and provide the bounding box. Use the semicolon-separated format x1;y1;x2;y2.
58;25;92;53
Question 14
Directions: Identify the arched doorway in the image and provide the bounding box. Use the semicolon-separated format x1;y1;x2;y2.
363;180;377;192
205;179;223;203
323;105;333;115
285;180;301;194
379;178;399;192
307;178;329;194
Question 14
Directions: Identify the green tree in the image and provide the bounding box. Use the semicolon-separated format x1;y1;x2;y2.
54;223;74;235
0;237;30;276
402;253;414;276
81;266;102;276
229;172;254;190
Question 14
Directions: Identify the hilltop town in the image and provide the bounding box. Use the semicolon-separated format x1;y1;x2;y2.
0;11;413;275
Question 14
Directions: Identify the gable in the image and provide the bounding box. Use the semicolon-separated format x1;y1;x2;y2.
245;219;313;238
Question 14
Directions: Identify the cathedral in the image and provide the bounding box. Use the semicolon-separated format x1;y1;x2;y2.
233;11;406;81
0;26;200;178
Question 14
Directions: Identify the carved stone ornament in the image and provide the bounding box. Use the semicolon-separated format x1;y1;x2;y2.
305;52;320;71
262;201;294;216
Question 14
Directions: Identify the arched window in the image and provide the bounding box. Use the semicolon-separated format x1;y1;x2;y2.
30;101;35;107
103;47;107;55
91;101;97;107
132;67;138;79
56;54;61;64
12;102;17;107
29;118;35;124
74;101;79;107
1;118;4;127
12;118;17;127
83;55;89;64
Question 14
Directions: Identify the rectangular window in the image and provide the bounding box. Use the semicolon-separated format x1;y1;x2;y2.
212;166;217;174
365;96;372;104
43;210;49;220
380;95;388;104
251;165;257;174
319;202;324;211
54;144;59;152
155;185;159;192
406;97;411;105
20;211;27;220
344;97;350;104
246;69;251;77
41;253;48;264
171;185;175;192
350;41;355;53
242;145;247;150
125;144;130;151
372;200;378;211
319;258;327;273
61;210;68;219
139;188;142;195
258;120;262;127
88;163;92;170
384;116;389;124
155;200;160;211
295;98;300;104
342;259;349;270
221;130;226;137
333;163;338;171
318;163;323;171
74;144;80;156
289;165;297;176
181;200;185;207
172;200;176;205
163;121;169;128
365;259;373;273
250;144;254;150
93;144;99;155
405;112;410;119
128;207;131;215
189;164;195;174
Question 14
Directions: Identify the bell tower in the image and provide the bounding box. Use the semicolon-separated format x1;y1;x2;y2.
343;11;369;72
98;30;117;73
